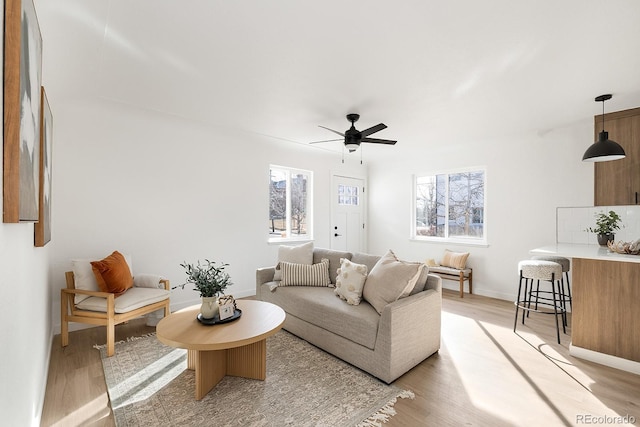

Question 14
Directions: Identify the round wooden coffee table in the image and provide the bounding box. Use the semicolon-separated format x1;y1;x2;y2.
156;299;285;400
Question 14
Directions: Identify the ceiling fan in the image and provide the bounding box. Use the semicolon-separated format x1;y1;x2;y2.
311;113;397;152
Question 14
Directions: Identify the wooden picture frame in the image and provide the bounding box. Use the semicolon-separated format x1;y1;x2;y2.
35;87;52;247
3;0;43;223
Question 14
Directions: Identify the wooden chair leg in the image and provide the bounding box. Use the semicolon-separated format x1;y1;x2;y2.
459;271;464;298
61;291;69;348
106;295;115;357
107;318;115;357
469;269;473;294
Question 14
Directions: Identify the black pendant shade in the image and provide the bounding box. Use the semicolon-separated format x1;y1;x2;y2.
582;94;626;162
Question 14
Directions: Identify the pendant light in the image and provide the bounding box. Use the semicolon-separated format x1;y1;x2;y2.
582;94;626;162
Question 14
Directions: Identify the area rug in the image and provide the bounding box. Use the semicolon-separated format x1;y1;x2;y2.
98;330;413;426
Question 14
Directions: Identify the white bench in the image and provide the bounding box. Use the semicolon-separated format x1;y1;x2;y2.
429;266;473;298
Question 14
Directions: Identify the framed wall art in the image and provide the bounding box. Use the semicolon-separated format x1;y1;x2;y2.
35;87;52;247
3;0;43;223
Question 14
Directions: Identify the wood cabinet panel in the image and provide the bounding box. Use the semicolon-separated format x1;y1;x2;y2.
594;107;640;206
572;258;640;362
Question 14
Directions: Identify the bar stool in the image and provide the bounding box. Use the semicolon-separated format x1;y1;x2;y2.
531;255;571;325
514;260;566;344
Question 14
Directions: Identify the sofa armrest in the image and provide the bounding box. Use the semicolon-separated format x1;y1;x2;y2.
424;273;442;294
256;267;276;300
376;283;442;382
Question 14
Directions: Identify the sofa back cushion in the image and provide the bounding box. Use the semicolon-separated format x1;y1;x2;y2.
350;252;381;274
313;248;352;284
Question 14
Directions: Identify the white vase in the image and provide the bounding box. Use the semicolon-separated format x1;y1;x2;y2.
200;297;219;319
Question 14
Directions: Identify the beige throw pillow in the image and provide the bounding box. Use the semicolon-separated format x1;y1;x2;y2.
363;250;426;314
273;241;314;281
280;258;331;287
334;258;368;305
441;249;470;269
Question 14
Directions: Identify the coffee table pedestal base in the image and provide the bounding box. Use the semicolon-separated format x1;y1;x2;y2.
188;339;267;400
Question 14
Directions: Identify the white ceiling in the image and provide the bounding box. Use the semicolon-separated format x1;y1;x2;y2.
37;0;640;160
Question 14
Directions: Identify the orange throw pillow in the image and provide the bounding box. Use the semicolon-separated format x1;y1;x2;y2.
90;251;133;296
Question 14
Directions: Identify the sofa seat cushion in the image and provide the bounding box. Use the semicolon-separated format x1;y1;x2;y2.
75;287;170;314
261;283;379;349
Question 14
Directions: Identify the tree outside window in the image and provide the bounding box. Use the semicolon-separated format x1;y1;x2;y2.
269;166;312;241
415;169;485;242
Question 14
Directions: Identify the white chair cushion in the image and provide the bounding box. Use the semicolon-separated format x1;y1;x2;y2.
75;287;169;314
429;265;472;276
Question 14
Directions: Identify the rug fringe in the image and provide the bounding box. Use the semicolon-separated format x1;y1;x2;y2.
358;389;415;426
93;332;157;351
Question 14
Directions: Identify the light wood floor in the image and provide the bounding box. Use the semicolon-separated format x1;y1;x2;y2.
40;291;640;426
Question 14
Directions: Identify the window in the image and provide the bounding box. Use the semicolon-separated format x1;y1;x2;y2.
269;166;313;242
338;184;359;206
413;168;486;244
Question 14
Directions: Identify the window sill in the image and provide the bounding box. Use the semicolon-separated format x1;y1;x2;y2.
409;237;489;248
268;237;315;245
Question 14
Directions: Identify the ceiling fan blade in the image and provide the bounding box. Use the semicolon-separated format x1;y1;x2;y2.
318;125;345;137
309;138;343;144
361;137;397;145
359;123;387;138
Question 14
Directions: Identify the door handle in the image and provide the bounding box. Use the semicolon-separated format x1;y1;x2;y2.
334;233;342;237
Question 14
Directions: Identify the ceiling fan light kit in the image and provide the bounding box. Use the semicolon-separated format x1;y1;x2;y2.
582;94;626;162
311;113;397;153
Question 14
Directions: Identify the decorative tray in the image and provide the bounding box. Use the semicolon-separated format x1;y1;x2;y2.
197;309;242;325
607;240;640;255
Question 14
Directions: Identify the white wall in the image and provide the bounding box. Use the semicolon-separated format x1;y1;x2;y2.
558;205;640;244
367;123;595;300
48;98;364;333
0;6;52;425
0;226;52;427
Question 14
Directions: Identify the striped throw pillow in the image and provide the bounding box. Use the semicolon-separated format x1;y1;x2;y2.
280;258;331;287
441;249;470;270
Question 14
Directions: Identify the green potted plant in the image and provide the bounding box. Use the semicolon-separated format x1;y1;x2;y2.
586;210;622;246
174;260;232;319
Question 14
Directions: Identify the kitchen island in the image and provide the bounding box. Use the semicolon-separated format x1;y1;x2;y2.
531;244;640;375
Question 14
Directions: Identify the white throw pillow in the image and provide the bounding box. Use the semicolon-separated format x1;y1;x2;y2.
334;258;368;305
273;241;313;281
71;254;133;304
362;250;426;314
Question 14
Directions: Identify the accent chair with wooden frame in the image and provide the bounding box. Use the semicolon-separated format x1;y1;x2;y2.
61;271;171;357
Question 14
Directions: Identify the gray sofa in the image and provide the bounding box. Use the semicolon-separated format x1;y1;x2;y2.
256;248;442;383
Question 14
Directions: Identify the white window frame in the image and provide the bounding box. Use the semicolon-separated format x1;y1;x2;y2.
411;166;487;246
268;165;313;243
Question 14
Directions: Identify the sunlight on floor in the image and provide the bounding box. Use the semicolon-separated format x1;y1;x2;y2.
441;311;631;426
49;394;110;427
111;348;186;409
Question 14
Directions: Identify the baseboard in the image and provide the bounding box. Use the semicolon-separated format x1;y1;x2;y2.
570;344;640;375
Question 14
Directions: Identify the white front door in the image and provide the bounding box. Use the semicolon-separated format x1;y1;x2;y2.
331;175;365;252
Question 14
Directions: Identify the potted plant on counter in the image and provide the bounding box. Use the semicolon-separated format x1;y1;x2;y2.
174;259;232;319
586;210;622;246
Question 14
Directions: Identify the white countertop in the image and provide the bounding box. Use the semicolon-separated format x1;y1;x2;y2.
531;243;640;263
